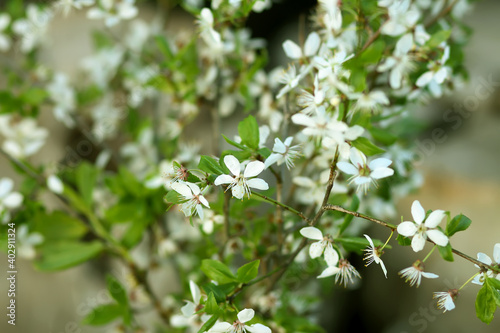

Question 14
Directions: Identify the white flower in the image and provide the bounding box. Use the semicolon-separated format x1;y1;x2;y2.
207;308;271;333
433;289;458;312
300;227;339;267
397;200;448;252
276;64;309;99
214;155;269;199
317;258;361;287
471;243;500;285
0;115;48;159
416;45;451;97
398;260;439;287
352;90;390;113
381;0;420;36
87;0;138;27
53;0;95;16
297;75;326;115
0;178;23;224
171;182;210;219
17;225;44;259
363;234;387;278
282;32;321;60
12;4;53;53
47;73;76;128
171;280;210;330
337;147;394;194
264;137;301;169
378;33;415;89
198;209;224;234
0;13;12;52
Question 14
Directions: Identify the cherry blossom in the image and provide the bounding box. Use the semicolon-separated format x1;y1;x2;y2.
206;308;271;333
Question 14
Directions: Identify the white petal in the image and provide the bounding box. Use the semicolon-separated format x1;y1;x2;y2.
344;125;364;140
185;182;202;195
324;244;339;267
3;192;23;208
389;67;402;89
282;40;302;59
444;296;455;311
231;184;245;199
181;301;196;317
214;175;234;186
0;178;14;198
369;158;392;170
411;200;426;225
237;308;255;323
47;175;64;194
224;155;241;176
199;195;210;208
422;272;439;279
493;243;500;264
363;234;375;248
396;33;413;54
244;161;265;178
349;147;366;168
416;71;434;87
304;32;320;57
411;232;426;252
397;222;417;237
317;265;341;279
309;241;325;258
171;182;192;198
246;178;269;190
272;138;286;154
337;162;358;175
370;168;394;179
477;253;492;265
264;153;281;168
208;322;232;332
424;210;445;228
247;324;272;333
380;260;388;278
189;280;201;304
300;227;323;240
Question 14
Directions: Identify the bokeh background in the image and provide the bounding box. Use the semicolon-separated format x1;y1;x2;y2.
1;0;500;332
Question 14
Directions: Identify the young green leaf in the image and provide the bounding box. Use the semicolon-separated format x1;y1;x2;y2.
204;292;219;315
351;137;385;156
82;304;124;326
438;243;454;262
106;275;128;306
236;260;260;283
446;214;472;237
198;155;224;175
238;115;260;150
35;241;104;271
197;314;219;333
75;162;98;208
476;277;500;324
201;259;237;284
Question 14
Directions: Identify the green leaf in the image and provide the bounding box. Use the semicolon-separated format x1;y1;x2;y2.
338;195;360;235
369;127;397;146
446;214;472;237
397;234;411;246
105;199;148;223
238;115;260;150
22;88;47;105
221;149;253;162
198;155;224;175
197;314;219;333
32;210;88;240
106;275;128;306
476;278;500;324
201;259;237;284
426;30;451;49
351;137;385;156
438;242;454;262
82;304;123;326
236;260;260;283
76;162;98;208
35;241;104;271
358;40;385;64
204;292;219;315
222;134;248;150
202;283;229;303
121;219;149;249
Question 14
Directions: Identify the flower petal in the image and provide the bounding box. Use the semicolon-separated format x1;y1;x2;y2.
370;168;394;179
231;184;245;199
246;323;272;333
411;232;426;252
246;178;269;190
264;153;281;168
422;272;439;279
171;182;193;198
300;227;323;240
237;308;254;323
380;260;388;278
494;243;500;264
189;280;201;305
349;147;366;168
426;229;448;247
477;253;493;266
369;158;392;170
180;301;195;317
337;162;358;175
224;155;241;176
317;265;341;279
283;40;302;59
208;322;232;332
244;161;265;178
214;175;234;186
304;32;320;57
3;192;23;208
324;244;339;267
411;200;426;225
309;241;325;259
424;210;445;228
397;222;417;237
0;177;14;198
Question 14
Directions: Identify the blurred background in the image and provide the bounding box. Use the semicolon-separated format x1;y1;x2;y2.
1;0;500;332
